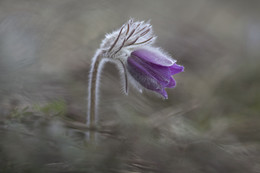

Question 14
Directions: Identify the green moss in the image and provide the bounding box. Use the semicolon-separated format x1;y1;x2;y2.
33;100;67;117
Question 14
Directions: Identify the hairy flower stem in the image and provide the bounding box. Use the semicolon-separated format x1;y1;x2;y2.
87;50;103;141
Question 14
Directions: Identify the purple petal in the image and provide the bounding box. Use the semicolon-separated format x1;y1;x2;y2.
170;63;184;75
144;63;172;86
129;54;172;87
131;49;174;66
127;55;162;91
157;89;168;99
127;49;184;99
166;78;176;88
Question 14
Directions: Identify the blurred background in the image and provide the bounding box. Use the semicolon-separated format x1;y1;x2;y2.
0;0;260;172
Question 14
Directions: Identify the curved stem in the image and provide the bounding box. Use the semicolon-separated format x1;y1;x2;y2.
87;50;103;140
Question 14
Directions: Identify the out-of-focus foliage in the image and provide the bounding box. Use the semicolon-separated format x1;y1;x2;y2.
0;0;260;172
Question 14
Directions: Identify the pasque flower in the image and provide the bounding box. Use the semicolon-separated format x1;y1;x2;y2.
98;19;184;98
127;48;184;99
87;19;184;138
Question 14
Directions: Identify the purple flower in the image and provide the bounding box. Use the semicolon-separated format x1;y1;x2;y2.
98;19;184;99
127;48;184;99
87;19;184;139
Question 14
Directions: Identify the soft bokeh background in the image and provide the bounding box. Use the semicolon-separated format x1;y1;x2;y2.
0;0;260;172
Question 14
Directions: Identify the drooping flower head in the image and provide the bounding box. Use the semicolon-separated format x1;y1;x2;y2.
99;19;184;99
